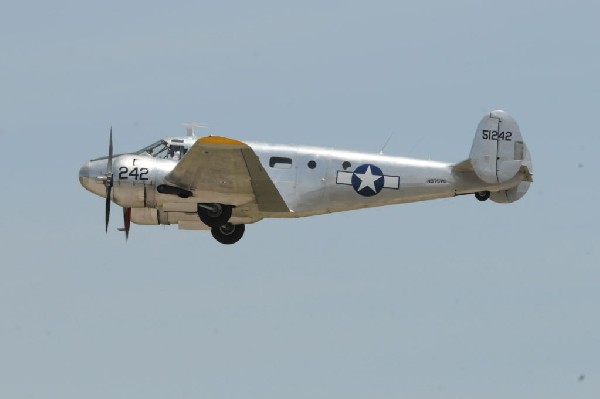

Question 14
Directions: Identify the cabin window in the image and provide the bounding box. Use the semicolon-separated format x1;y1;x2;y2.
307;160;317;169
342;161;352;170
269;156;293;169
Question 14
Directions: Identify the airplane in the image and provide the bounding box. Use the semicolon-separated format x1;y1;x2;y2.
79;110;533;244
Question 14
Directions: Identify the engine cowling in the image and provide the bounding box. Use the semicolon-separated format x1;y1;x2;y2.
130;208;169;225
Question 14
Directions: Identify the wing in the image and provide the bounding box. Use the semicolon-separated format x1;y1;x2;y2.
164;136;289;212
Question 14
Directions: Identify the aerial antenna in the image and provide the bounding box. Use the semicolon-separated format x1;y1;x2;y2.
182;122;209;137
406;136;425;157
379;133;395;155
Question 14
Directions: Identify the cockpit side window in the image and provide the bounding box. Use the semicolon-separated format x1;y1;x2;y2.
169;140;189;159
169;145;188;160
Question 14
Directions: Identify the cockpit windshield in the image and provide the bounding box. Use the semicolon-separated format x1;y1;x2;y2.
135;140;171;158
135;140;189;160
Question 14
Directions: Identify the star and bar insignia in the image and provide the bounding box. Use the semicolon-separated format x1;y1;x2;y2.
336;164;400;197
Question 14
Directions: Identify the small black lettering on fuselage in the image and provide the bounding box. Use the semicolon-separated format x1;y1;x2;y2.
118;166;149;180
426;178;447;184
481;130;512;141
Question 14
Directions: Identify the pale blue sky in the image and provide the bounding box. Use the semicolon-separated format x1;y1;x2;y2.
1;1;599;398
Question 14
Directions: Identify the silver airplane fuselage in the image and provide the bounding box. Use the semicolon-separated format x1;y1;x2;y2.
79;111;533;243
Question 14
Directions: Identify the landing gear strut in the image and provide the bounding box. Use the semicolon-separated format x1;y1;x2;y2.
475;191;491;201
211;223;245;245
197;203;232;227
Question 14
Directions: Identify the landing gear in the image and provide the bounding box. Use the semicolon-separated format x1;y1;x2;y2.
211;223;245;244
198;203;244;244
197;203;232;227
475;191;491;201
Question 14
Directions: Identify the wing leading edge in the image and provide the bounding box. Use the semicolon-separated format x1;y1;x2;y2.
164;136;289;212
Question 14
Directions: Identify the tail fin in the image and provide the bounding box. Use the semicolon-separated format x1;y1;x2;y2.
468;110;533;203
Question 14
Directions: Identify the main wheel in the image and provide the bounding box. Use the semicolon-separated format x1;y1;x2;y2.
198;203;232;227
211;223;245;245
475;191;491;201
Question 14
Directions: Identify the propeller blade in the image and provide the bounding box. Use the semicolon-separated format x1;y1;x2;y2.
123;207;131;240
105;185;111;232
107;126;113;175
104;127;114;233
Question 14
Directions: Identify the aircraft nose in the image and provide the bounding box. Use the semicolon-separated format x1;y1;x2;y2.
79;160;110;197
79;160;104;195
79;161;92;188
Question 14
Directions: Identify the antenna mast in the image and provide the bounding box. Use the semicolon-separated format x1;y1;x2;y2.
182;122;209;137
379;133;395;155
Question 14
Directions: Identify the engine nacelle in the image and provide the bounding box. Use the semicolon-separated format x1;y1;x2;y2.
130;208;169;225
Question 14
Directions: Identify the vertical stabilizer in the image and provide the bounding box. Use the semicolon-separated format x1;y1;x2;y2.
469;110;531;183
468;110;533;203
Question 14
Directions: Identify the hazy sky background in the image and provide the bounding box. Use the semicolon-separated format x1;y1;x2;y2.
1;1;599;398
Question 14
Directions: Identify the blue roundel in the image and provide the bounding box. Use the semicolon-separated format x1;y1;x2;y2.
351;164;384;197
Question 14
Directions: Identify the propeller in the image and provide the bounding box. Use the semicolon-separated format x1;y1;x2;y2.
96;128;133;241
118;207;132;241
96;126;113;233
103;127;114;232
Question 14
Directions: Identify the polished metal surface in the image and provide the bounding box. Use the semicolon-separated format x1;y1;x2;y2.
79;110;533;243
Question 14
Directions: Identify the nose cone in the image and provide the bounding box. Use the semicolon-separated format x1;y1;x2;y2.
79;162;95;191
79;160;107;197
79;161;92;187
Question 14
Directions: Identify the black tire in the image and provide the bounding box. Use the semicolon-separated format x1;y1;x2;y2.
475;191;490;201
211;223;245;245
198;203;232;227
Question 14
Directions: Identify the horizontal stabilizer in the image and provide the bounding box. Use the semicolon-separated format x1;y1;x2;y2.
490;181;531;203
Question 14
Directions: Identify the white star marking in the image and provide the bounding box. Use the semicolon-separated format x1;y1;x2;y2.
354;166;383;192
